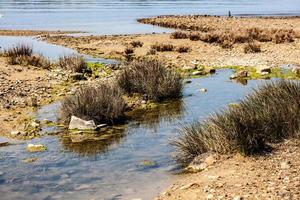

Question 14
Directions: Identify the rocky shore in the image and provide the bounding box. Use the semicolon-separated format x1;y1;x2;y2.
157;139;300;200
41;16;300;72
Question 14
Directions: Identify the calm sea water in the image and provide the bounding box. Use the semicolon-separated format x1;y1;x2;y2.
0;0;299;34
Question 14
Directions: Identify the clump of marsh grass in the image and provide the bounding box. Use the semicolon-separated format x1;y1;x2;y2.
173;80;300;164
151;43;174;52
171;31;189;39
176;46;190;53
6;44;33;57
4;44;50;68
244;42;261;53
58;55;88;73
130;40;143;48
124;47;135;62
117;59;182;101
60;82;126;125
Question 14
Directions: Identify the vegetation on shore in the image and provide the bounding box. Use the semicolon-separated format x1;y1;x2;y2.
61;82;126;125
2;44;50;68
117;59;183;102
173;80;300;164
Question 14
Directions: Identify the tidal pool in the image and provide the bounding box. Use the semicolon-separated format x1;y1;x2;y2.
0;70;270;200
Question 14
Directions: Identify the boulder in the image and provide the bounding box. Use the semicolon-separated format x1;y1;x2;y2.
230;70;248;79
256;66;271;74
185;152;219;173
27;144;47;152
68;116;97;130
192;70;205;76
199;88;208;92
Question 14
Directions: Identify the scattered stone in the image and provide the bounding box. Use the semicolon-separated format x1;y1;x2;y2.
10;130;26;137
257;66;271;74
230;70;248;79
68;116;97;130
192;70;205;76
184;80;192;84
26;144;47;152
180;182;200;190
0;142;10;147
200;88;208;92
186;162;208;173
22;157;38;163
281;162;291;169
205;67;216;74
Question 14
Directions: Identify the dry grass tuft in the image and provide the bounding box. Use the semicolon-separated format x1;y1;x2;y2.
173;80;300;164
4;44;50;68
58;55;87;73
60;82;126;125
130;40;144;48
176;46;190;53
117;59;182;101
171;31;189;39
151;43;174;52
244;42;261;53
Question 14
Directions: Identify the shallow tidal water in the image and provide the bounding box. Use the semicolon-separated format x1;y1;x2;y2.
0;0;299;34
0;70;271;200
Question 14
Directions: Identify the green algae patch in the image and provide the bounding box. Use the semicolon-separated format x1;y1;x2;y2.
87;62;112;78
218;65;300;80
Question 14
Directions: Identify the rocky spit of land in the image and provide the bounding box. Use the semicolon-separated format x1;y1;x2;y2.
41;16;300;71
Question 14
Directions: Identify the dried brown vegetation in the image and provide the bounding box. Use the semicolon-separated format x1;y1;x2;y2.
4;44;50;68
244;42;261;53
139;16;297;48
171;31;189;39
176;46;190;53
151;43;174;52
173;80;300;164
61;83;126;125
130;40;144;48
117;59;182;102
58;55;88;73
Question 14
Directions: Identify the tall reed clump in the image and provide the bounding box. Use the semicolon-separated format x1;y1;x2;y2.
4;44;50;68
58;55;88;73
173;80;300;164
117;59;182;102
60;82;126;125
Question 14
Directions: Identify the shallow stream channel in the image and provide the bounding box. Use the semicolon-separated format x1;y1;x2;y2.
0;62;272;199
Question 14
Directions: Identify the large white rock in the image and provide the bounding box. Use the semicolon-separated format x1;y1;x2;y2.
68;116;97;130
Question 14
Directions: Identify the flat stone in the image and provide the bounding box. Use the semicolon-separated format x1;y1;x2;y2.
27;144;47;152
68;116;97;130
200;88;208;92
192;70;205;76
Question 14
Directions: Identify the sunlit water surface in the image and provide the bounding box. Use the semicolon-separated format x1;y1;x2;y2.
0;0;299;34
0;70;271;200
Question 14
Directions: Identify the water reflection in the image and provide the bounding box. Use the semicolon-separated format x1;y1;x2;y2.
128;99;185;130
60;99;184;157
60;125;127;156
234;78;248;85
